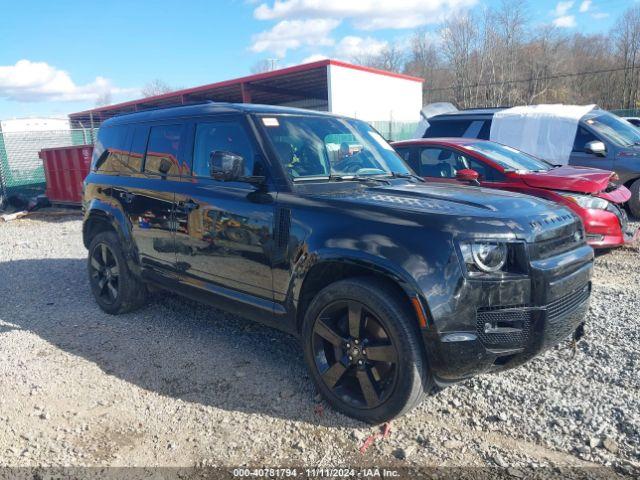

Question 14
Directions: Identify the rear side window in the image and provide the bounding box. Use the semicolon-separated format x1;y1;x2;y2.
144;125;183;176
424;120;472;138
192;121;256;178
93;126;130;173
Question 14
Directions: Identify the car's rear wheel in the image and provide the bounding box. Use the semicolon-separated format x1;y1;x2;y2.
88;231;147;314
629;179;640;220
302;278;430;424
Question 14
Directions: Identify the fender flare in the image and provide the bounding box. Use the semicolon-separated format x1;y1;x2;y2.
83;199;135;260
288;248;431;326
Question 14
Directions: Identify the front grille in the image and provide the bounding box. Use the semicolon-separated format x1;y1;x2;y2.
477;308;532;349
546;284;591;322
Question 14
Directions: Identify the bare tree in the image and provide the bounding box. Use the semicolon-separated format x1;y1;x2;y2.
141;79;176;97
353;43;406;73
251;59;279;74
613;5;640;109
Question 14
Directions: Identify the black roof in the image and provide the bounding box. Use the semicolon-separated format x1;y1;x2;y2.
102;101;337;127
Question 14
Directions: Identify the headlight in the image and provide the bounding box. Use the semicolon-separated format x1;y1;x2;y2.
458;240;511;276
558;192;608;210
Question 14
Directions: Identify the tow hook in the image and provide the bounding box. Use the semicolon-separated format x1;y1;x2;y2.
570;323;586;358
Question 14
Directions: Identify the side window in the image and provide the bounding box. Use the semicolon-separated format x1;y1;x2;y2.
192;121;256;178
144;125;183;176
460;156;504;182
424;120;472;138
394;147;411;162
477;120;491;140
573;126;598;153
419;147;457;178
93;126;130;173
126;126;148;172
462;120;484;138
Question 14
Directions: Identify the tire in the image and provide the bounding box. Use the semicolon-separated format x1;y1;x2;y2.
629;179;640;220
87;230;147;314
301;277;430;424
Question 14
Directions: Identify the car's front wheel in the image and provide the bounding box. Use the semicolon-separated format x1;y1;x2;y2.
88;231;147;314
302;277;430;424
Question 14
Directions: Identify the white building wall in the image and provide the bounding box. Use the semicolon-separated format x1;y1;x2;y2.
327;64;422;122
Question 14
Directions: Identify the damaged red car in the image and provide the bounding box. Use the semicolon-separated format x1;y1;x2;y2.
392;138;637;249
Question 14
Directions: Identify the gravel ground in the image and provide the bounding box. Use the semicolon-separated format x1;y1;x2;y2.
0;211;638;476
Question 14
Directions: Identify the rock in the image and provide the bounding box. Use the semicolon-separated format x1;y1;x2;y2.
589;437;600;449
293;441;306;452
351;430;367;442
507;467;525;478
603;438;618;454
493;453;509;468
576;445;590;454
39;412;50;420
443;439;463;449
393;446;414;460
498;412;509;422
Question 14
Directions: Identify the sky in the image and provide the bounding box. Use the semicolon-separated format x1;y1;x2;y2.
0;0;631;119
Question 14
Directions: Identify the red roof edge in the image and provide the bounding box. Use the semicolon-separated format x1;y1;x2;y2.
69;59;423;118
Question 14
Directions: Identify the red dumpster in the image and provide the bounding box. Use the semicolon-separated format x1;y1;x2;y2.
39;145;93;205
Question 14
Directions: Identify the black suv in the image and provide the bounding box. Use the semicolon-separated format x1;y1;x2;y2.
83;103;593;423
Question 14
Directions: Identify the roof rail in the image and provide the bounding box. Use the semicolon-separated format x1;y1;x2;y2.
107;99;219;118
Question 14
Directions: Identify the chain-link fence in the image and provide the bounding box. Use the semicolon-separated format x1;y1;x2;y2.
368;121;420;142
0;128;96;202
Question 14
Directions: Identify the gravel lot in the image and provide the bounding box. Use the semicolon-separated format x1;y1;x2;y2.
0;211;638;475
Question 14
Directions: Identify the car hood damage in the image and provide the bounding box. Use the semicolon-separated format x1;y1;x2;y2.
517;166;631;202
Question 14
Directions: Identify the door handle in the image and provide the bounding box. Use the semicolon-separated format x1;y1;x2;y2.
179;200;199;212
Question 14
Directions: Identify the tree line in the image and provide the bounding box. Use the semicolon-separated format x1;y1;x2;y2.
355;1;640;111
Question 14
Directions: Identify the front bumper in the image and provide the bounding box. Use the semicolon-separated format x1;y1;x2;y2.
423;244;593;385
582;203;637;249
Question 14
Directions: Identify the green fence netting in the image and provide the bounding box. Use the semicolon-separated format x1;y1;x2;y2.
0;128;96;202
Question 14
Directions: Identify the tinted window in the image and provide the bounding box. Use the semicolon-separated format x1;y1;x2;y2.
93;126;130;173
418;146;503;181
126;126;148;172
424;120;472;138
628;118;640;127
192;121;256;178
477;120;491;140
583;112;640;147
144;125;183;176
573;126;598;152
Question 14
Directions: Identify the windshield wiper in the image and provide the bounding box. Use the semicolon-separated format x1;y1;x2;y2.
388;172;425;183
328;174;391;185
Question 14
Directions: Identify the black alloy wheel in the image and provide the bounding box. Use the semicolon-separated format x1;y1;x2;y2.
302;277;429;423
90;242;120;304
312;300;399;409
87;230;147;314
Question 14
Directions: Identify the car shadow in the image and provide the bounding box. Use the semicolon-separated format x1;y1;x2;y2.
0;257;362;428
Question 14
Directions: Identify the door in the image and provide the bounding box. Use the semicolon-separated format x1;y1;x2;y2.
569;125;614;171
173;116;275;301
121;123;187;273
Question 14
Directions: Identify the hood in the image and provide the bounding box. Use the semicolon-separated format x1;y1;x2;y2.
309;181;578;241
517;165;613;194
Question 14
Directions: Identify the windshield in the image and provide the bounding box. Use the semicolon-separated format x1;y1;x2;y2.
464;141;554;172
584;112;640;147
257;115;412;181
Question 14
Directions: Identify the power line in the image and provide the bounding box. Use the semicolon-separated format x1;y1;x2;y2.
423;65;638;93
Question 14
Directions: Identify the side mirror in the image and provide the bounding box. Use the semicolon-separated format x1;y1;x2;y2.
456;168;480;185
209;151;245;181
585;141;607;157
